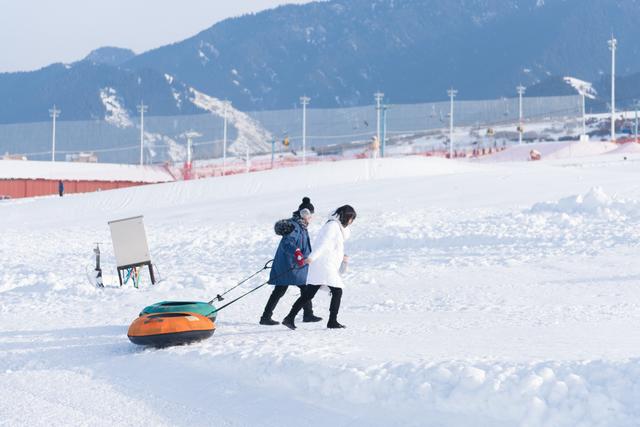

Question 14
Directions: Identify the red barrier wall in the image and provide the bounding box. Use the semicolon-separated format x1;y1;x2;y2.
0;179;145;199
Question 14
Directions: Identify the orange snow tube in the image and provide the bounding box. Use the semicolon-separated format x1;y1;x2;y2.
128;312;215;347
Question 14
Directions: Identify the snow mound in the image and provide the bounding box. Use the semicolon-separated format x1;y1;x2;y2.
531;187;640;218
482;141;617;163
611;142;640;155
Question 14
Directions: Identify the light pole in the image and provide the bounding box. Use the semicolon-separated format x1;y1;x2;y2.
609;36;617;142
187;136;193;166
137;102;148;165
374;91;384;145
635;101;639;144
271;139;276;169
563;77;596;141
517;85;526;145
223;101;230;175
300;96;310;165
49;105;61;162
448;88;457;158
382;104;389;157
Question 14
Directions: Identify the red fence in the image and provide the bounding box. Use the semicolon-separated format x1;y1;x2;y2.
0;179;144;199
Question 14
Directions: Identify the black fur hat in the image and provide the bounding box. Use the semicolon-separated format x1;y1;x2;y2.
298;197;315;214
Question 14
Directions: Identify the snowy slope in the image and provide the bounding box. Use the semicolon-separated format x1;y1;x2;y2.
2;156;640;426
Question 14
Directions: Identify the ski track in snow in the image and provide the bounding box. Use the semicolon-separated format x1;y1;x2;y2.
3;157;640;425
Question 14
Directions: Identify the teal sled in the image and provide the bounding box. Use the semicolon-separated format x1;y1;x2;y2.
140;301;217;321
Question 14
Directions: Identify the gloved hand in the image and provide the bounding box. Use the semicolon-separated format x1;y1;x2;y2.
294;248;305;267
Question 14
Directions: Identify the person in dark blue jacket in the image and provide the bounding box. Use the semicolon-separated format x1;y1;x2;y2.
260;197;322;325
58;180;64;197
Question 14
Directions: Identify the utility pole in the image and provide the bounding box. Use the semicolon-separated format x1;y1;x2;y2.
448;88;457;158
245;145;250;174
581;92;587;138
382;105;389;157
300;96;310;165
609;36;617;142
374;91;384;146
187;136;192;165
223;101;230;175
137;102;148;165
517;85;526;145
49;105;61;162
271;139;276;169
635;101;640;144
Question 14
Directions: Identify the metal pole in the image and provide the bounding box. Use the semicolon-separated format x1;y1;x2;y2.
245;145;250;173
609;36;617;142
223;101;229;175
374;92;384;145
49;105;60;162
382;105;388;157
447;88;457;158
187;137;192;165
271;139;275;169
300;96;310;165
517;85;526;145
582;94;587;138
635;103;639;144
137;102;148;165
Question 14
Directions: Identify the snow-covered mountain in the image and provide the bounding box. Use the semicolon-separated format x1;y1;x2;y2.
1;0;640;122
126;0;640;109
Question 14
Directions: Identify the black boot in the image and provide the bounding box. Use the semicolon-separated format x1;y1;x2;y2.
259;317;280;326
282;315;296;330
303;314;322;323
300;287;321;322
327;319;346;329
327;287;344;329
260;286;287;325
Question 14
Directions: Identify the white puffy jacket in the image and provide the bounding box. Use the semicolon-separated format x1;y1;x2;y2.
306;219;350;288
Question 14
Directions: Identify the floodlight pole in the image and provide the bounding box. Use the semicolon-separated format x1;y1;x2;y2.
448;88;457;158
517;85;526;145
223;101;229;175
49;105;61;162
300;96;310;165
581;93;587;137
187;136;192;165
374;91;384;145
635;101;639;144
382;105;389;157
137;102;148;165
609;36;617;142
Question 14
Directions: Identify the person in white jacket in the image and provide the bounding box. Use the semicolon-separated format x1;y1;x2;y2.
283;205;357;329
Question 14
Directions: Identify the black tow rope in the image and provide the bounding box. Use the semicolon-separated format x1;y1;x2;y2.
209;260;274;304
215;264;301;313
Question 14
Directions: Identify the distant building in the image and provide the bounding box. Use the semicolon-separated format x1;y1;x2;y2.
0;160;175;199
3;152;27;161
65;152;98;163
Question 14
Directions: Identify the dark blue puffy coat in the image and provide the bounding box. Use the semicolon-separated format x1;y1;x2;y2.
268;217;311;286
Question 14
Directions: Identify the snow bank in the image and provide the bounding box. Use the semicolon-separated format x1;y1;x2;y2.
531;187;640;219
481;141;617;163
611;142;640;155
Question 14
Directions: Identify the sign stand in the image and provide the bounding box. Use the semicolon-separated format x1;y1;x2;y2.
108;215;156;287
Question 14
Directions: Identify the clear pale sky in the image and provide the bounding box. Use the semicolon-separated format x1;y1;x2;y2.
0;0;315;73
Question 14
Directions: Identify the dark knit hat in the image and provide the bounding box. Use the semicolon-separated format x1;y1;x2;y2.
298;197;315;214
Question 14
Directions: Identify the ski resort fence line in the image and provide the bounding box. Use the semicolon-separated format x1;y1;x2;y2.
0;95;582;165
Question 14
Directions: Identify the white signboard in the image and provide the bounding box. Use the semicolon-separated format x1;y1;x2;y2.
108;215;151;268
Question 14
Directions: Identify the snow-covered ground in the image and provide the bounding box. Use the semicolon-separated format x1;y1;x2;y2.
2;153;640;426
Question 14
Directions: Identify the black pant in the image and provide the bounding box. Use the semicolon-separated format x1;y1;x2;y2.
287;285;342;322
261;285;313;319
